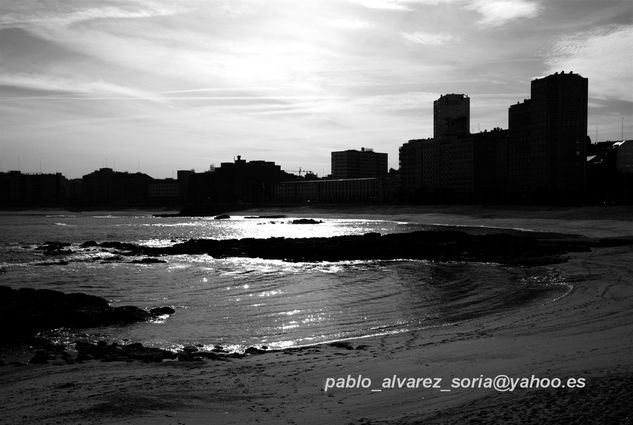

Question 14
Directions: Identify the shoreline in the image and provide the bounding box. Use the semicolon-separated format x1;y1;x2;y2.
1;245;632;423
1;211;633;424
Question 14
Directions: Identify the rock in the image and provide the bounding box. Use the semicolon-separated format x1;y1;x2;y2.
130;257;166;264
197;352;222;360
68;229;623;267
291;218;323;224
178;353;202;362
214;214;231;220
36;241;71;250
244;346;266;355
35;241;73;256
150;306;176;316
104;306;151;324
0;286;153;341
182;345;198;353
75;341;177;363
100;255;123;263
98;241;139;251
329;341;354;350
80;241;98;248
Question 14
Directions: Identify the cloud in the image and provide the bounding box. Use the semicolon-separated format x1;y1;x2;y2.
545;25;633;101
344;0;454;11
0;0;183;28
466;0;542;27
0;73;161;101
401;31;459;45
344;0;542;27
344;0;412;10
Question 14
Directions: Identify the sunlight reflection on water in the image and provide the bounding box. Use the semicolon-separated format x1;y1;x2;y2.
0;213;571;353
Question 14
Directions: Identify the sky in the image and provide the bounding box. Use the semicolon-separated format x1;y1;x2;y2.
1;0;632;178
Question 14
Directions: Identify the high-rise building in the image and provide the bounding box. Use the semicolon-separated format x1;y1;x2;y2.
439;136;474;200
398;138;438;199
473;128;509;202
507;99;540;195
508;71;588;201
331;148;388;179
433;94;470;140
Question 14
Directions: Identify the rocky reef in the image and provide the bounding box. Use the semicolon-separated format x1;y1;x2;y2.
0;286;174;341
74;229;632;266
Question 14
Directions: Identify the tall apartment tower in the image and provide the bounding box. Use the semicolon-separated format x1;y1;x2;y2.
398;138;439;198
532;72;588;198
433;94;470;140
508;71;588;201
433;94;473;200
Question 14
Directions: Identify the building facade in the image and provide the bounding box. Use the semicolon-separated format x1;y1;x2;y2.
0;171;67;207
183;156;283;209
331;148;388;179
433;94;470;140
274;178;383;203
615;140;633;174
508;72;588;202
473;128;509;202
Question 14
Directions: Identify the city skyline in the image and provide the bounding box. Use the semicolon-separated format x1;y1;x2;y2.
1;0;632;178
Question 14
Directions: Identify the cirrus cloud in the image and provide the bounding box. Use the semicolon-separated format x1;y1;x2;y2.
402;31;459;45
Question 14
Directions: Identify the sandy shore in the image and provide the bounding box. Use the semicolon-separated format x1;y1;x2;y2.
1;209;633;424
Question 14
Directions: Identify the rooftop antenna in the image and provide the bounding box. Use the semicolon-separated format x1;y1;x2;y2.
622;116;625;141
18;156;20;171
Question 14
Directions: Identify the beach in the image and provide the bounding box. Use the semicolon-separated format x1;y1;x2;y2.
1;206;632;424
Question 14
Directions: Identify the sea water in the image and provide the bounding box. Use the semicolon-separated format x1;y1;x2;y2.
0;212;568;352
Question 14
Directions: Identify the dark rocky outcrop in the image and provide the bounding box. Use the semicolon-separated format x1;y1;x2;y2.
150;306;176;315
0;286;173;341
214;214;231;220
291;218;323;224
36;241;73;256
73;229;631;267
244;346;267;355
129;257;167;264
74;341;177;363
329;341;354;350
33;229;633;269
98;241;139;251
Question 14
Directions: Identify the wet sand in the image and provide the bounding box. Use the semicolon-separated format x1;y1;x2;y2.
1;208;632;424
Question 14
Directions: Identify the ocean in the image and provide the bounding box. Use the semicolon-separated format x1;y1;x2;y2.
0;211;569;353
